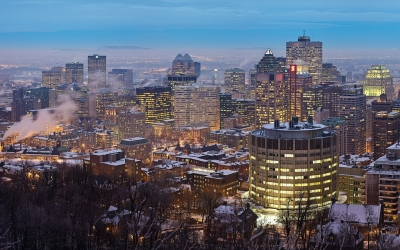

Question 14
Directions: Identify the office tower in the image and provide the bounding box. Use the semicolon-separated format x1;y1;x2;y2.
256;49;286;74
286;34;322;85
322;117;345;156
321;63;340;83
136;86;172;124
249;68;257;86
194;62;201;78
363;65;394;100
339;86;367;155
288;63;313;119
220;92;233;129
302;85;323;120
231;99;255;126
224;68;245;93
369;95;393;152
255;49;286;128
174;85;220;130
65;62;84;84
25;87;55;109
255;73;285;128
321;84;343;118
108;69;133;88
373;111;400;160
11;98;33;122
13;88;24;101
167;53;197;91
42;66;65;88
95;88;117;121
249;119;339;210
88;54;106;88
118;110;145;140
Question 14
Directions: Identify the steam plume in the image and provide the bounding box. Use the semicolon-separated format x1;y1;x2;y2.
4;95;77;142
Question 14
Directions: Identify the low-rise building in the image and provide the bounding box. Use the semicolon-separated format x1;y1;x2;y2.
118;137;152;164
186;169;239;196
209;129;250;150
84;149;142;183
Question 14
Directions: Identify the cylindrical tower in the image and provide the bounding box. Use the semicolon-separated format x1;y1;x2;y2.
249;119;339;212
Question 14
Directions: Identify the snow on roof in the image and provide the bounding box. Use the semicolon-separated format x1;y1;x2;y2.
215;205;235;215
330;203;381;225
92;149;122;156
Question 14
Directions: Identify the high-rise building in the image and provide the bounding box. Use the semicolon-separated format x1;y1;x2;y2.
249;68;257;86
302;85;323;120
339;86;367;155
321;84;343;118
321;63;340;83
167;53;197;91
373;111;400;160
136;86;172;124
220;92;233;129
255;72;285;128
25;87;56;109
224;68;245;93
231;99;255;126
194;62;201;78
286;34;322;85
11;98;33;122
95;88;117;121
88;54;106;88
249;119;339;211
108;69;133;88
288;63;313;119
65;62;84;84
118;111;145;141
174;85;220;130
363;65;394;100
42;66;65;88
255;49;286;128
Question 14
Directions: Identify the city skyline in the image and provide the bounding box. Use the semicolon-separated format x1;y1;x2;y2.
1;1;399;58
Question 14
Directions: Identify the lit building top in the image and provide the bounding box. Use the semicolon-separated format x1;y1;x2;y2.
253;120;331;140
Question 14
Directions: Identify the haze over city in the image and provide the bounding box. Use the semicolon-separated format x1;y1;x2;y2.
2;1;400;249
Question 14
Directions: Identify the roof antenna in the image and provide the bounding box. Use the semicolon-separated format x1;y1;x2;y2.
303;30;305;36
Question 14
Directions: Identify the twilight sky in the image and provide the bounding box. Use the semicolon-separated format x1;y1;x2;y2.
1;0;399;57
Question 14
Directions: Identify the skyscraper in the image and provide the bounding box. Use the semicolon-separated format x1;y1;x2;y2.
118;110;146;141
373;111;400;160
363;65;394;100
249;119;338;210
220;92;233;129
88;54;106;88
288;63;313;119
136;86;172;124
224;68;245;93
167;53;197;91
65;62;84;84
174;85;220;130
339;86;367;155
108;69;133;88
42;66;65;88
255;49;286;128
286;34;322;85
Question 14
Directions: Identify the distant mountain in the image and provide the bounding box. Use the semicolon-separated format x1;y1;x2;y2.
232;47;267;50
98;46;150;50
